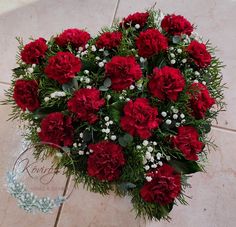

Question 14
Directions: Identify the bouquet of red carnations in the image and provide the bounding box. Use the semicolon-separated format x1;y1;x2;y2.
4;8;225;220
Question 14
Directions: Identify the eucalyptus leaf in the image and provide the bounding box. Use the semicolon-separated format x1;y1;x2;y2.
83;130;92;142
118;137;127;147
62;81;74;93
103;78;112;87
99;86;109;91
119;182;136;192
123;133;133;143
169;159;202;174
172;36;181;44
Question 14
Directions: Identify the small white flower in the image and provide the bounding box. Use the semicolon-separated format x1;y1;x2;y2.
78;150;84;155
145;152;152;160
150;157;155;162
102;129;106;133
147;146;153;152
106;94;111;100
156;153;162;160
99;48;104;52
89;149;93;153
103;59;107;63
55;152;63;158
177;49;182;54
91;45;96;52
95;56;100;60
125;98;130;102
140;57;145;63
50;93;56;98
98;62;104;67
143;140;149;146
79;132;83;138
182;58;187;63
119;96;123;100
44;97;50;102
202;81;206;85
144;165;150;171
105;128;110;134
129;85;135;90
28;68;34;73
73;143;77;148
181;119;186;124
151;164;157;168
146;176;152;182
170;53;175;58
84;70;89;75
136;145;142;150
170;59;176;64
109;120;113;124
175;122;180;127
104;116;109;121
81;51;88;56
36;127;41;133
173;114;178;120
180;113;185;119
85;44;89;49
165;119;172;125
166;155;171;161
86;85;92;89
153;141;157;146
193;79;199;83
135;24;140;29
158;161;163;166
194;71;200;76
105;122;110;126
172;108;179;114
143;158;147;165
161;111;167;117
79;46;84;52
85;78;91;84
169;47;174;51
111;135;117;141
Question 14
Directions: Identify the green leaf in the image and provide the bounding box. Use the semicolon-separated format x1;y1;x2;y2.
123;133;133;143
12;67;25;76
118;137;127;147
109;101;124;123
83;129;92;143
62;80;74;93
169;159;202;174
99;86;108;91
103;78;112;87
172;36;181;44
118;182;136;192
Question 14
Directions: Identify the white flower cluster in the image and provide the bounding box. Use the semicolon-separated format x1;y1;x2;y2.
118;90;130;102
192;70;207;85
161;106;186;127
169;46;187;65
101;116;116;140
44;91;66;102
72;132;92;155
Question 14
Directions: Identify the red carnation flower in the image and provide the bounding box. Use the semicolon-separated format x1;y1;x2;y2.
140;164;181;205
87;141;125;181
136;28;168;58
44;52;82;84
67;88;105;124
96;31;122;50
55;28;91;49
120;12;149;28
148;66;185;102
21;38;48;64
187;40;212;68
172;126;203;161
120;98;159;139
13;80;40;112
161;14;193;36
38;112;74;147
188;83;215;119
105;56;142;91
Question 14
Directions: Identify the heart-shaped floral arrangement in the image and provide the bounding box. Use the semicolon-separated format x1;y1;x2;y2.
4;8;225;220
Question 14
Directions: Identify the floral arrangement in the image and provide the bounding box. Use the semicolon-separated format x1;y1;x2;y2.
4;8;225;220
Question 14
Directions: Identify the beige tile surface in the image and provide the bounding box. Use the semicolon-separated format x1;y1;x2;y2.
116;0;236;131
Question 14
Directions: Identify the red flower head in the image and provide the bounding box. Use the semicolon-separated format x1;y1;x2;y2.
120;12;149;29
136;28;168;58
187;40;212;68
38;112;74;147
21;38;48;64
140;164;181;205
189;83;215;119
96;31;122;50
13;80;40;112
55;28;91;49
161;14;193;36
87;141;125;181
148;66;185;102
44;52;82;84
67;88;105;124
105;56;142;91
120;98;159;139
172;126;204;161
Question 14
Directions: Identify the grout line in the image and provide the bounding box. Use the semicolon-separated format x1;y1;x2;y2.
54;176;71;227
110;0;120;26
212;125;236;133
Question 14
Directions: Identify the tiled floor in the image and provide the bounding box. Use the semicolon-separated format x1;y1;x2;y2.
0;0;236;226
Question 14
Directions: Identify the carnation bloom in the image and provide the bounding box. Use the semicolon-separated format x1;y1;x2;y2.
105;56;142;91
120;12;149;28
96;31;122;50
161;14;193;36
189;83;215;119
136;28;168;58
38;112;74;147
13;80;40;112
187;40;212;68
21;38;48;64
67;88;105;124
172;126;203;160
120;98;159;139
87;141;125;181
55;28;91;49
140;164;181;205
44;52;82;84
148;66;185;102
